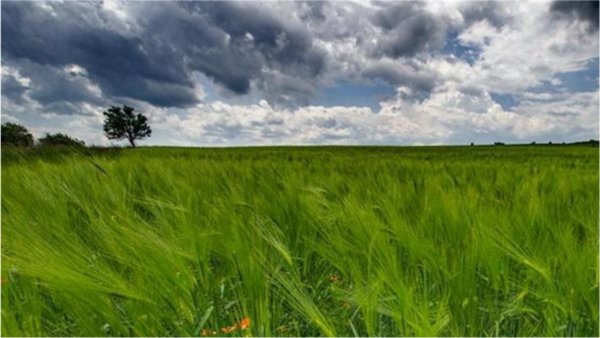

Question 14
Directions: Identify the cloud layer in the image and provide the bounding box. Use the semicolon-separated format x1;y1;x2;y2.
2;0;598;146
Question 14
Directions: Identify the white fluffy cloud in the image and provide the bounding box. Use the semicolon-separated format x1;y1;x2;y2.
143;84;597;146
455;2;597;93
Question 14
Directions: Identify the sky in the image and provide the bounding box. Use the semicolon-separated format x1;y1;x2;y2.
1;0;599;146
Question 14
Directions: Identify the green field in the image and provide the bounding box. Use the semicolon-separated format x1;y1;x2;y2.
1;146;598;336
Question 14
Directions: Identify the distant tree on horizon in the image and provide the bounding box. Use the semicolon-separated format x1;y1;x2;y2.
1;122;34;147
38;133;85;147
102;105;151;148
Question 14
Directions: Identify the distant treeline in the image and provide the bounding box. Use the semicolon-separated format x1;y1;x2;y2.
486;140;599;146
567;139;600;146
2;122;599;149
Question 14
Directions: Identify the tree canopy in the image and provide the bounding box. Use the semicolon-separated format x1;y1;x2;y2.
102;105;151;148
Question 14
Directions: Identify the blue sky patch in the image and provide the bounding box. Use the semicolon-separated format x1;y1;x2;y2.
315;81;396;111
554;57;599;92
491;92;520;110
441;33;482;65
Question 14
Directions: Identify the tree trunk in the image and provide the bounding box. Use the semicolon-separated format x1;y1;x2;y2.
128;137;136;148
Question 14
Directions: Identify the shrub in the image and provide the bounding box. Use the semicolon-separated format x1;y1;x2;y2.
1;123;34;147
38;133;85;147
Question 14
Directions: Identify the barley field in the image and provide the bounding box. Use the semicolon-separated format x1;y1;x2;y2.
1;146;598;336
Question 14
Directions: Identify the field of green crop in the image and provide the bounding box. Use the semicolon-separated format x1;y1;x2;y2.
1;146;598;336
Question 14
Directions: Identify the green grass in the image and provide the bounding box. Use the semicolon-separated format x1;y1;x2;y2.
1;146;598;336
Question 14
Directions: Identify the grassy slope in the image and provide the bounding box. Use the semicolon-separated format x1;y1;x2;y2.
1;146;598;336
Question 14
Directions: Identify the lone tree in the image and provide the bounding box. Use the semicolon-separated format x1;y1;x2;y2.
38;133;85;147
102;105;151;148
1;122;34;147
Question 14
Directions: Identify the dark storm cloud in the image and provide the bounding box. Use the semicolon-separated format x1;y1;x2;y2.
297;1;327;23
372;2;424;31
10;60;103;107
2;59;108;115
1;72;29;105
129;2;260;95
1;1;327;110
550;1;599;31
363;61;435;95
370;2;445;59
369;1;514;61
175;1;326;97
2;1;199;108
